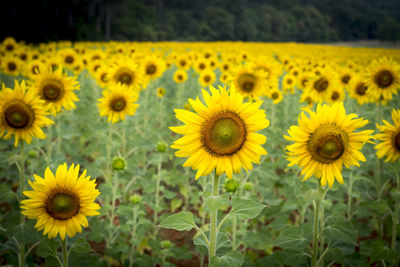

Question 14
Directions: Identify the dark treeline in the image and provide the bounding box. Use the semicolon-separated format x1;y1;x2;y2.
2;0;400;43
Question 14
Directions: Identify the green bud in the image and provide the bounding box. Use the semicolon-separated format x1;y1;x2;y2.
161;240;173;249
244;182;253;191
112;156;127;171
27;149;38;158
129;194;142;204
224;178;239;193
156;141;168;153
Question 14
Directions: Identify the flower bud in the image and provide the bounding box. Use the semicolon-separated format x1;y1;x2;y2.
224;178;239;193
244;182;253;191
112;156;127;171
129;194;142;205
161;240;173;249
156;141;168;153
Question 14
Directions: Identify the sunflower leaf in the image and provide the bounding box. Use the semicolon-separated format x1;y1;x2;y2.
211;250;243;267
158;211;196;231
231;197;267;220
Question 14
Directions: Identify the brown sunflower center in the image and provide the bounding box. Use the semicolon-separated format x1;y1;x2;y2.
8;62;17;71
305;97;313;105
355;82;368;96
6;44;14;51
46;192;80;220
301;78;308;87
341;75;350;84
374;70;393;88
178;74;183;80
287;78;293;85
308;124;347;164
180;60;186;67
204;76;211;83
394;132;400;151
65;56;74;64
238;73;257;93
199;63;205;70
202;111;246;156
313;77;329;92
116;69;134;85
272;92;279;99
31;65;40;75
42;81;64;101
223;64;229;71
111;97;127;111
20;53;28;61
101;73;108;82
331;92;340;100
4;103;33;129
146;64;156;75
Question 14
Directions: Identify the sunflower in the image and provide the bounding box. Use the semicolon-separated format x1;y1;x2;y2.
338;67;354;88
347;75;372;105
173;69;188;84
282;73;296;94
26;59;44;78
95;67;110;88
269;88;283;104
176;55;191;71
364;57;400;102
300;91;315;108
198;69;216;88
219;61;232;73
60;49;79;70
375;109;400;162
157;87;166;98
3;37;17;53
142;56;166;82
98;83;139;123
327;87;345;104
219;72;229;84
20;163;100;240
229;64;267;99
284;103;373;187
297;72;311;90
170;85;269;179
2;56;23;76
108;58;143;90
0;81;53;146
193;59;209;74
305;68;338;103
31;67;80;115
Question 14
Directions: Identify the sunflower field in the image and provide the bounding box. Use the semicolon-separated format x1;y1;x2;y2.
1;37;400;267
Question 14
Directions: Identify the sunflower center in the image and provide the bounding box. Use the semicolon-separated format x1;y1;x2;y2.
4;103;33;129
178;75;183;80
313;77;329;92
42;81;64;101
305;97;313;105
204;76;211;83
272;92;279;99
101;73;108;82
287;78;293;85
117;69;134;85
47;193;80;220
301;79;308;87
331;92;339;100
308;124;347;164
394;132;400;151
374;70;393;88
8;62;17;71
146;64;156;75
202;111;246;156
199;63;205;70
6;44;14;51
238;74;256;93
341;75;350;84
111;97;127;111
65;56;74;64
355;83;368;96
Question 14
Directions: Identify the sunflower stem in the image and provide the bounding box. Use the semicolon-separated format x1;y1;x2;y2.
311;185;323;267
376;103;382;200
391;170;400;267
18;141;26;267
62;237;68;267
347;172;354;220
153;153;162;238
129;206;139;267
209;173;220;267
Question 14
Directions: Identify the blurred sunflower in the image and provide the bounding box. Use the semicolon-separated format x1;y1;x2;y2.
60;48;79;69
285;103;373;187
269;88;283;104
282;73;296;94
21;163;100;240
193;59;208;73
98;83;139;123
347;75;372;105
157;87;166;98
338;67;354;88
305;68;338;103
26;59;44;79
3;37;17;53
229;64;267;99
95;67;110;88
0;81;53;146
176;55;191;70
327;87;345;104
2;56;23;76
198;69;216;88
143;56;166;82
173;69;188;84
365;57;400;102
31;67;80;115
170;85;269;179
375;109;400;162
108;58;142;90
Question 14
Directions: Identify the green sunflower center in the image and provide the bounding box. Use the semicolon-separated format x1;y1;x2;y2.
146;64;156;75
42;81;64;101
308;124;347;164
341;75;350;84
8;62;17;71
202;111;246;156
394;132;400;151
47;193;80;220
355;83;368;96
374;70;393;88
313;77;329;93
4;103;33;129
111;97;127;111
238;73;256;93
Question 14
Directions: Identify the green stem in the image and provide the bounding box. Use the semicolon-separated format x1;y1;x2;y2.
391;170;400;267
129;207;138;267
311;188;321;267
153;154;162;237
347;172;353;220
376;103;382;199
109;172;118;226
62;237;68;267
232;216;237;249
209;173;220;266
18;141;25;267
46;121;53;165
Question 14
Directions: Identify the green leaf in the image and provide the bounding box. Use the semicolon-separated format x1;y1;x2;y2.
170;198;183;212
37;238;59;258
211;250;243;267
274;228;308;250
158;211;196;231
231;197;267;220
194;231;231;251
71;238;93;254
323;218;357;245
203;192;229;213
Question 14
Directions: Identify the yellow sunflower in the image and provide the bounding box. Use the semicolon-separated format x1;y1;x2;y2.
2;56;23;76
305;68;338;103
269;88;283;104
95;67;110;88
170;85;269;179
193;59;209;74
176;55;191;71
173;69;188;84
3;37;17;53
142;56;166;82
375;109;400;162
364;57;400;102
198;69;216;88
20;163;100;240
31;67;80;115
98;83;139;123
284;103;374;187
108;58;143;90
229;64;267;99
326;87;345;104
282;73;296;94
347;75;372;105
157;87;166;98
300;91;315;108
0;81;53;146
338;67;354;88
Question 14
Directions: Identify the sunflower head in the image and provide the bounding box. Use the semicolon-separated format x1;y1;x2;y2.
230;64;267;99
375;109;400;162
21;163;100;240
